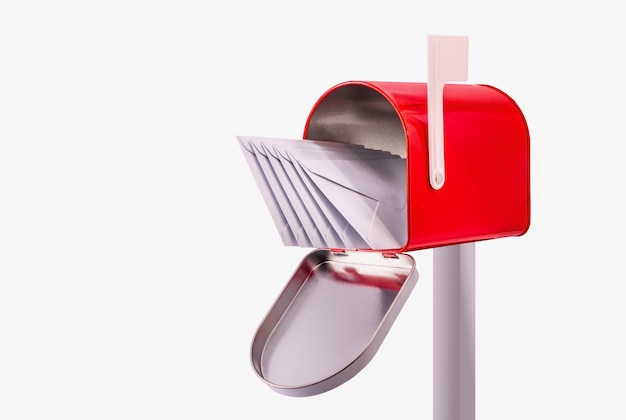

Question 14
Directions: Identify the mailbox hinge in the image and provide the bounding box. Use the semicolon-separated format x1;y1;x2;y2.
382;252;399;259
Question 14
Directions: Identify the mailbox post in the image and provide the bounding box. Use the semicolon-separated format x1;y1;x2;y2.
434;243;475;420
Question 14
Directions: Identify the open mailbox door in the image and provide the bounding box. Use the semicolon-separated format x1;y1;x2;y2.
250;249;418;397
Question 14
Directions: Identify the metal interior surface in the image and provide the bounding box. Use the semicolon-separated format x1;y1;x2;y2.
251;249;418;397
306;84;407;158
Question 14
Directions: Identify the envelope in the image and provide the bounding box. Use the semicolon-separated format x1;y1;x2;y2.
266;144;346;249
237;135;407;250
281;147;401;249
239;135;392;248
249;141;313;247
237;138;299;246
238;135;369;247
296;156;407;249
265;139;402;249
261;142;327;248
286;149;369;249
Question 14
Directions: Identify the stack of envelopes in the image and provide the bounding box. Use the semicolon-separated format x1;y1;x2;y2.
237;136;407;250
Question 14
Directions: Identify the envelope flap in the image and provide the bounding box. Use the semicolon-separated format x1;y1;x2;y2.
298;157;407;210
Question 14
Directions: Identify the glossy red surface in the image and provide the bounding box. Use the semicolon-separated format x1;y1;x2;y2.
303;81;530;252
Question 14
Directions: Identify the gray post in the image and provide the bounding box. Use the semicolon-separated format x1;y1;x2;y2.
433;243;475;420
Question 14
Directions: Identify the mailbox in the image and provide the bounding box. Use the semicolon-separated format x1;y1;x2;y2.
304;80;530;251
240;35;530;399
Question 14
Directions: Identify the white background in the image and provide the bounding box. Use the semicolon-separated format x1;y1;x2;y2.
1;1;624;419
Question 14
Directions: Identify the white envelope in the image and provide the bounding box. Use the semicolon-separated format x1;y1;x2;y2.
266;144;346;249
237;135;407;250
249;141;313;247
240;135;398;248
239;139;298;246
261;142;327;248
266;139;401;249
297;156;407;250
240;135;368;248
286;150;368;249
281;147;400;249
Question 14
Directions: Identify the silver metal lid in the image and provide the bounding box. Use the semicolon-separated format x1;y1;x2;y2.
250;249;418;397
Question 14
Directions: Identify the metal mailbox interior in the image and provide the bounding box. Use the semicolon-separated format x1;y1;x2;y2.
250;81;530;397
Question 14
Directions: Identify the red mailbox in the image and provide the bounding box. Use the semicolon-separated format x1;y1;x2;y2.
304;80;530;251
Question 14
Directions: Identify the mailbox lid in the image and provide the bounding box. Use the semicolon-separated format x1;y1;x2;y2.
250;249;418;397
